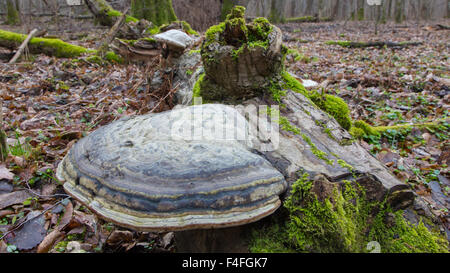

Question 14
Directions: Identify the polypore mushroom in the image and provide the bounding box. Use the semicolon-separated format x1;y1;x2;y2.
56;104;287;252
154;29;193;58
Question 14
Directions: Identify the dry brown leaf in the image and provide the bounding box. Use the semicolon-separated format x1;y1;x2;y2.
57;200;73;231
0;164;14;181
37;229;64;253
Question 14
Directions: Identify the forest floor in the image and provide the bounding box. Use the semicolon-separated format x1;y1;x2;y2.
0;20;448;253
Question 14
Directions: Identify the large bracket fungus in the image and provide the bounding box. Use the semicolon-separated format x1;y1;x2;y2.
57;104;287;252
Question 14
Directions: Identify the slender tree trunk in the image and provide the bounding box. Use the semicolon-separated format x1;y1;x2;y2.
6;0;20;25
131;0;178;26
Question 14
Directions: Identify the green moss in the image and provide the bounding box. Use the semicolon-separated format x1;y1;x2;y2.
250;173;449;253
103;51;123;63
0;29;94;58
53;240;69;253
203;22;226;50
86;55;103;64
250;217;296;253
349;127;365;139
337;159;354;172
202;7;274;68
353;120;381;138
278;116;301;135
280;71;308;97
285;16;316;23
325;40;353;47
226;5;245;20
276;114;334;165
231;44;246;60
369;206;448;253
97;0;138;25
285;16;332;23
257;174;371;252
300;133;334;165
180;21;198;35
188;49;200;55
309;92;352;130
192;73;205;99
247;17;272;41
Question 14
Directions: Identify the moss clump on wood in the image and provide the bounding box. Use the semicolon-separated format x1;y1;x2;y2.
0;29;94;58
192;73;205;99
131;0;177;26
0;29;122;63
350;119;449;141
91;0;139;26
309;92;352;131
158;20;199;36
250;173;449;253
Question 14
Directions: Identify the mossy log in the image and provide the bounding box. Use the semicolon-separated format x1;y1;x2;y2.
0;29;93;58
285;16;332;23
326;40;423;49
0;29;121;62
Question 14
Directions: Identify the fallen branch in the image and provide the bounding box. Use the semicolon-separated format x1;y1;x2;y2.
326;40;423;49
0;29;122;62
0;100;6;162
9;28;38;64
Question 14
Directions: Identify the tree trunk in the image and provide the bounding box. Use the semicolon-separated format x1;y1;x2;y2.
6;0;20;25
131;0;178;26
84;0;139;26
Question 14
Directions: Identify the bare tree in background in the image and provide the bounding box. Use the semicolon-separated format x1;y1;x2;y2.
5;0;20;25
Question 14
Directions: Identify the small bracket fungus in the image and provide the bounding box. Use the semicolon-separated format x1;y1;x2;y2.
56;104;287;252
154;29;194;58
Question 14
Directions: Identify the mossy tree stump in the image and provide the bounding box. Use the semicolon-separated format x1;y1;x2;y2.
198;6;284;103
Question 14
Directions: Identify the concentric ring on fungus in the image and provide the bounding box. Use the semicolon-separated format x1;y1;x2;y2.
56;104;287;232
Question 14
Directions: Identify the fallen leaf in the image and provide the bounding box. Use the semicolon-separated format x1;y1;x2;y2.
0;239;7;253
37;229;64;253
0;164;14;181
0;191;32;210
161;232;174;248
57;200;73;231
6;210;47;250
106;230;133;245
